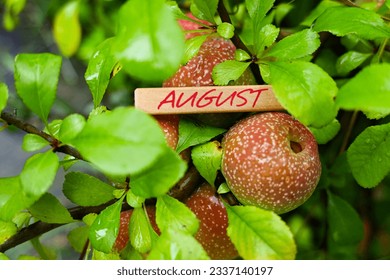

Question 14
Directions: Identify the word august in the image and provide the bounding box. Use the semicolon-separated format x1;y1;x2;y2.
158;87;265;110
134;85;283;114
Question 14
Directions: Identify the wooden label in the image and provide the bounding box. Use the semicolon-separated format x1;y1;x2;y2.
134;85;284;114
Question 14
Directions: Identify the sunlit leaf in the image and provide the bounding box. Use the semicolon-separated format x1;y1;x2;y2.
336;63;390;117
156;195;199;234
226;205;296;260
147;228;209;260
20;150;59;198
53;1;81;57
14;53;62;124
177;118;226;153
269;61;338;128
0;83;8;112
22;134;49;152
89;197;123;253
314;6;390;40
114;0;185;82
85;38;118;108
69;107;166;176
131;146;187;199
191;140;222;186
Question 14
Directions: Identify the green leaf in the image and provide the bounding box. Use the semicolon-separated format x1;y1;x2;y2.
63;172;116;207
309;119;341;145
246;0;275;21
182;34;209;64
212;60;251;86
85;38;118;108
0;82;8;112
313;6;390;40
22;134;49;152
68;226;89;253
269;61;338;128
235;49;251;62
147;228;210;260
347;123;390;188
191;140;222;186
20;150;59;198
89;197;123;253
327;191;364;244
0;176;35;221
336;51;372;76
0;253;10;260
156;195;199;234
336;63;390;117
131;146;187;199
28;193;74;224
69;107;166;176
14;53;62;124
114;0;185;82
190;0;218;24
217;22;235;39
0;220;17;244
255;24;280;55
177;118;226;153
45;119;62;138
246;0;275;53
126;190;145;208
2;0;26;31
227;205;296;260
58;114;86;143
129;207;153;254
265;29;320;61
53;1;81;57
301;0;342;27
226;205;296;260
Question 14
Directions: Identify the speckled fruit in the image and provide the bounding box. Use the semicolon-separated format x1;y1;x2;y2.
185;183;238;260
154;115;179;150
114;206;159;252
163;35;254;87
221;112;321;214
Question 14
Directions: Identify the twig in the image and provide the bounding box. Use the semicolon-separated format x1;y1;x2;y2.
339;111;359;155
0;166;202;253
1;111;83;160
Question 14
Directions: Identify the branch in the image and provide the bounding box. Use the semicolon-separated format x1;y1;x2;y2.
0;166;202;253
217;0;264;84
1;111;83;160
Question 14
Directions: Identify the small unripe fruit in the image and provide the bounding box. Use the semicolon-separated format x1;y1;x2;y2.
185;183;238;260
221;112;321;214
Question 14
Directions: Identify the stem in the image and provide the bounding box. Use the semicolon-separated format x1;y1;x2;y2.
217;0;264;84
0;166;202;253
1;111;83;160
339;111;359;155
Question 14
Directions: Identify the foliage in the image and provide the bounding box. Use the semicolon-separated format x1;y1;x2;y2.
1;0;390;260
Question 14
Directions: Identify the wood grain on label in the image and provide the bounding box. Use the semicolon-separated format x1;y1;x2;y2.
134;85;284;114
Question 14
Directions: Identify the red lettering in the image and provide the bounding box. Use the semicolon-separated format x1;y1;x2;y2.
176;91;198;108
250;88;267;107
158;90;176;110
196;89;219;108
216;91;236;107
235;90;249;107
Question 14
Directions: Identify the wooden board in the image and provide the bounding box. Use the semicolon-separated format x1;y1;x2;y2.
134;85;284;114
